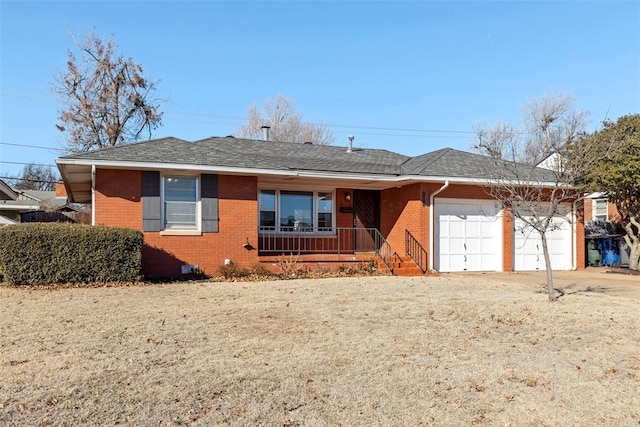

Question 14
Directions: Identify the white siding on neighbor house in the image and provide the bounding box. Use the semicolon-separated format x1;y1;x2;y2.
435;199;503;272
513;203;573;271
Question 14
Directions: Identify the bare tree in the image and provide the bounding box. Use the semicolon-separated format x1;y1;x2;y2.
13;164;59;191
236;95;334;145
521;94;590;164
474;96;588;166
52;33;164;153
474;94;590;301
472;122;516;160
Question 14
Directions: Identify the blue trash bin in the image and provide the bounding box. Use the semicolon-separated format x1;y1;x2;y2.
603;248;620;267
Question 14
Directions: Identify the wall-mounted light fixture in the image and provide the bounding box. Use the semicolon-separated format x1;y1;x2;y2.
344;192;351;202
243;237;254;250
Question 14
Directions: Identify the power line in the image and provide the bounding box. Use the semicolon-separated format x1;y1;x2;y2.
0;129;470;158
0;161;57;168
1;91;52;99
331;130;471;139
329;123;475;134
0;176;60;184
167;110;246;121
0;90;484;135
2;91;552;142
0;142;67;152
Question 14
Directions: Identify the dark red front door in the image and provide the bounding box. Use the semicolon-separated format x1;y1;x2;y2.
353;190;380;251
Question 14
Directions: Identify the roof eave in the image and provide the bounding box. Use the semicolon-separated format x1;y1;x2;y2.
0;201;41;211
56;158;574;203
0;179;18;200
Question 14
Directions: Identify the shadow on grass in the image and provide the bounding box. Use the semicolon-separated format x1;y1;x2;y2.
559;283;612;296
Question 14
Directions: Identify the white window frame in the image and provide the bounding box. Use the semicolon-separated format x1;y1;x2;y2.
161;174;201;232
316;191;334;232
593;198;608;222
258;189;335;234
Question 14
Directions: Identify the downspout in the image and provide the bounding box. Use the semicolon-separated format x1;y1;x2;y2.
429;180;449;271
572;199;578;270
91;164;96;226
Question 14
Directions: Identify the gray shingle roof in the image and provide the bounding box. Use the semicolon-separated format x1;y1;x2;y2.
58;136;556;181
402;148;489;177
400;147;555;181
60;136;411;175
194;137;409;174
59;137;193;164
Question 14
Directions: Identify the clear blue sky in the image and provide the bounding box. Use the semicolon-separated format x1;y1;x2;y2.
1;0;639;180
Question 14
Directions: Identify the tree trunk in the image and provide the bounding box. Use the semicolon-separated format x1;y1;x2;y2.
539;231;558;302
623;216;640;271
629;243;640;271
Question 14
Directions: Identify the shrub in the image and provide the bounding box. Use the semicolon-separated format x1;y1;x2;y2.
0;223;143;285
217;262;250;280
277;254;310;278
249;263;274;278
335;261;380;276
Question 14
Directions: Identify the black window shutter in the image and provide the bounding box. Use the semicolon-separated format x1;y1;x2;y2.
142;171;161;232
201;174;219;233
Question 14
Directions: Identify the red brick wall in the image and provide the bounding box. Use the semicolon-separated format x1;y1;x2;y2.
502;208;514;272
94;169;142;229
380;183;426;258
608;202;621;222
379;182;504;271
379;182;585;271
436;184;493;200
94;169;259;278
55;181;67;197
584;198;621;222
335;188;354;228
583;198;593;221
93;169;585;276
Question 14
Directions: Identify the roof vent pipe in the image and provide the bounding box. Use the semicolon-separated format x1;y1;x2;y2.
347;135;354;153
261;125;271;141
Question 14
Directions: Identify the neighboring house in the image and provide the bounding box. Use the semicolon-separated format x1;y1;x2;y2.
56;136;585;279
537;154;628;267
537;155;621;223
583;192;621;223
0;179;19;225
0;179;18;201
0;181;85;223
0;187;42;222
0;215;16;225
536;152;564;172
583;192;629;267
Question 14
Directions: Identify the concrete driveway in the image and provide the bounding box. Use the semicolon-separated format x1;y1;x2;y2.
461;267;640;300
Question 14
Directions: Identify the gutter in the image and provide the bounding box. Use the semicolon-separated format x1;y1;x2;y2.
91;164;96;226
428;180;449;271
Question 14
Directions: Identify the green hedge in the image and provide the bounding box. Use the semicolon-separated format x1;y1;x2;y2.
0;223;143;285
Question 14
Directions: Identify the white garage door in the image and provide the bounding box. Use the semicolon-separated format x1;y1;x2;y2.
513;204;573;271
436;199;502;272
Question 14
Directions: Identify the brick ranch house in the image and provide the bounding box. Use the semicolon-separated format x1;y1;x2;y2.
56;136;585;279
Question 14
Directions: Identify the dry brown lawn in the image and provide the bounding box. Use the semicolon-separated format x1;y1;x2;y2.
1;272;639;426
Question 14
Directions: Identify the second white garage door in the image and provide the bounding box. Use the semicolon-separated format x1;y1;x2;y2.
513;204;573;271
436;199;502;272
